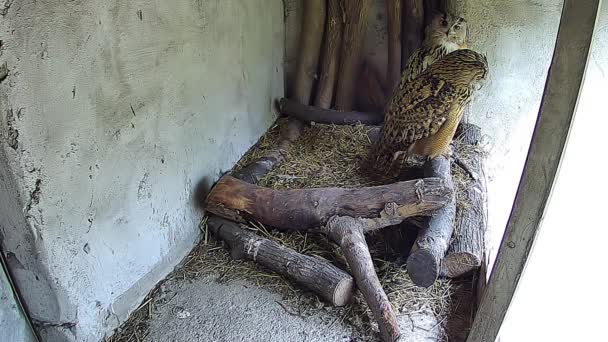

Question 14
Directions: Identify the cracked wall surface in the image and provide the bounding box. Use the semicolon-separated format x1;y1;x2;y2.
0;0;284;341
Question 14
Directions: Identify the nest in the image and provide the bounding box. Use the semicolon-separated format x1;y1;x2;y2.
108;119;477;342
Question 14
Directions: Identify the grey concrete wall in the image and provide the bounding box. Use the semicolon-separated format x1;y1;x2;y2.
284;0;564;270
0;262;37;342
0;0;284;341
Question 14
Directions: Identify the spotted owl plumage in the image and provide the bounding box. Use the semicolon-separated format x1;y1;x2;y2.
371;49;489;174
400;13;468;86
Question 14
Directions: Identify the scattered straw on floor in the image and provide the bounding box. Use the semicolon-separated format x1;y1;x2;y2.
108;120;474;342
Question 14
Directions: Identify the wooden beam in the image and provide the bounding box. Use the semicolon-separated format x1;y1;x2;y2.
467;1;600;341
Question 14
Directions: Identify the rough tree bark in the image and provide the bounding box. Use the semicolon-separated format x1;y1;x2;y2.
315;0;344;109
293;0;326;105
386;0;402;92
335;0;372;110
439;124;487;278
324;216;400;342
402;0;424;67
407;155;455;287
205;175;451;230
208;216;355;306
423;0;440;28
279;98;383;125
361;61;387;110
232;102;303;184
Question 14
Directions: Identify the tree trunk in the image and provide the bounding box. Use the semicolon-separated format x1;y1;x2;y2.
293;0;326;105
335;0;372;110
315;0;344;109
439;124;487;278
279;97;383;125
402;0;424;67
324;216;400;341
423;0;440;29
407;155;455;287
208;216;355;306
205;175;451;230
361;61;387;110
386;0;402;92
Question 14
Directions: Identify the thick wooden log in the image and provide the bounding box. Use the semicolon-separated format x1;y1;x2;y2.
386;0;402;92
314;0;344;109
361;60;387;110
324;216;400;342
293;0;326;105
335;0;372;110
439;124;487;278
402;0;424;66
279;97;383;126
208;216;355;306
205;175;451;230
407;155;455;287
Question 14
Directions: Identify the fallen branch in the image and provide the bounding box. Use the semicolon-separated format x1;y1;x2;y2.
232;108;304;184
324;215;400;341
407;155;455;287
208;216;355;306
205;175;451;230
279;98;383;125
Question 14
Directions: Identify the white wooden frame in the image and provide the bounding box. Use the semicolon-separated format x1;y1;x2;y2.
466;1;601;341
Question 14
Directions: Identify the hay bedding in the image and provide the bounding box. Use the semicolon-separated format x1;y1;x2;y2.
108;119;465;342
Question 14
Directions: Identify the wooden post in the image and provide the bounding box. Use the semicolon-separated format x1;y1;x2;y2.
386;0;402;91
208;216;355;306
293;0;326;105
407;155;455;287
423;0;440;28
315;0;344;109
402;0;424;67
335;0;372;110
361;61;387;110
467;1;600;341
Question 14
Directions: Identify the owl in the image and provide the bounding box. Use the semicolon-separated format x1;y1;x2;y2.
399;13;468;86
372;49;488;175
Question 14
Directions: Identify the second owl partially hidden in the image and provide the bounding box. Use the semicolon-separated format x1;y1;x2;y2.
371;13;488;177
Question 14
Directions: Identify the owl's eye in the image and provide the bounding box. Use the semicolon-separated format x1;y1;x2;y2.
441;20;448;26
454;25;461;31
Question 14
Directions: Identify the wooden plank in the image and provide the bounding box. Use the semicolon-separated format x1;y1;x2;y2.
466;1;600;341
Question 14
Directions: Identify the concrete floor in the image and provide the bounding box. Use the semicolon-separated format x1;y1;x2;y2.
141;276;444;342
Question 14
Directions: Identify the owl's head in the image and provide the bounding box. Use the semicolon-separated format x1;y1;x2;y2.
425;13;468;50
432;49;489;88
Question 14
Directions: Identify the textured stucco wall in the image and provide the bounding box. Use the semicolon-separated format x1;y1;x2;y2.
498;4;607;341
0;0;283;341
0;263;37;342
285;0;564;270
450;0;563;269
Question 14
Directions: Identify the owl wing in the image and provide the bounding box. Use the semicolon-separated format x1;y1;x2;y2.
381;74;461;151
